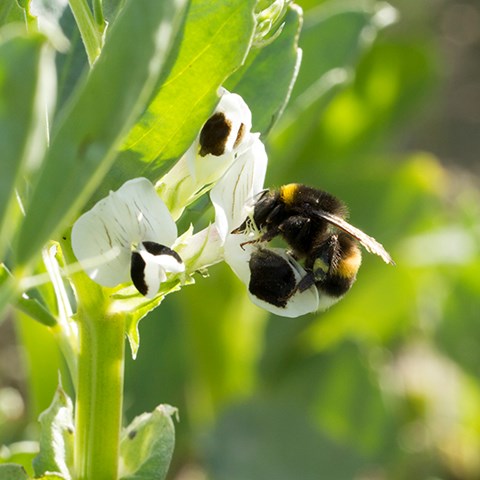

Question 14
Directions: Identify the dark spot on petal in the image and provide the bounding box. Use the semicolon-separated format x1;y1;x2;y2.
233;122;246;148
66;426;74;435
131;251;148;296
199;112;232;156
128;429;137;440
142;241;182;264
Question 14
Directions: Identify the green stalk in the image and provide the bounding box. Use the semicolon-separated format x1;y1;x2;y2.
74;308;125;480
60;235;125;480
68;0;103;65
92;0;106;31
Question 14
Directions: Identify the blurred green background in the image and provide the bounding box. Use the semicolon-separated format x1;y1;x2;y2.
2;0;480;478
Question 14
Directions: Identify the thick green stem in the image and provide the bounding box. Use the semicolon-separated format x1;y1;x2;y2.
74;309;125;480
68;0;103;65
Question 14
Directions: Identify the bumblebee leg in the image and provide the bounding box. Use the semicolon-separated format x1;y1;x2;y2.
296;271;316;292
277;215;313;256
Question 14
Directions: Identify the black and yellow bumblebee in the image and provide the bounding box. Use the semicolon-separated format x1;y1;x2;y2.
233;183;394;310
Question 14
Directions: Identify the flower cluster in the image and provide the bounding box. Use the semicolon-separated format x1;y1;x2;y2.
71;89;327;317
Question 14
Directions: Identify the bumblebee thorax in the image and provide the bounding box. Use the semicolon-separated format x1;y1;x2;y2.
279;183;300;207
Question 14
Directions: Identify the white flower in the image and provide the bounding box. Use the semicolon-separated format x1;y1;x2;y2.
210;136;321;318
71;178;184;298
157;88;254;220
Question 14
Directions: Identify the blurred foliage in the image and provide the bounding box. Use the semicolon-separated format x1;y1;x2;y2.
2;0;480;479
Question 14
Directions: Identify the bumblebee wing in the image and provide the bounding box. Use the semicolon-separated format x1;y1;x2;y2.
313;210;395;265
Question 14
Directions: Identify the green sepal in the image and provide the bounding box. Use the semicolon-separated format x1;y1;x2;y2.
110;276;194;359
119;405;177;480
32;383;74;479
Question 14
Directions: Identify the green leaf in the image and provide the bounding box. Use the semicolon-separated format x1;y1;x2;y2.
104;0;257;195
119;405;177;480
0;442;38;476
0;31;54;259
225;4;303;136
0;464;29;480
0;0;27;26
270;1;397;166
16;0;189;268
0;265;20;324
32;383;74;479
15;292;57;327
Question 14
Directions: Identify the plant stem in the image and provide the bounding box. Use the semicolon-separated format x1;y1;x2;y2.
68;0;103;65
74;309;125;480
92;0;106;30
59;233;125;479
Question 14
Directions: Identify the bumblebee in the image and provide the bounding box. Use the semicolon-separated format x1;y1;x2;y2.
233;184;394;310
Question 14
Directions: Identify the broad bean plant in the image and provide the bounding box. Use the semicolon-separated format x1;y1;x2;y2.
0;0;395;478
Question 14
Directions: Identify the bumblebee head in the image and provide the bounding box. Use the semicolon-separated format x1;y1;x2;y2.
249;189;282;228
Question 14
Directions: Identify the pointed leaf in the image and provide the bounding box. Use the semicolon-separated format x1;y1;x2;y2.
270;1;398;163
16;0;189;268
119;405;177;480
32;384;74;479
103;0;257;196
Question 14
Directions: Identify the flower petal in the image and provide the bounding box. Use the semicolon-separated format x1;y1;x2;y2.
223;235;320;318
175;224;224;272
211;136;268;242
114;178;177;246
72;178;177;288
71;202;131;287
130;242;185;298
197;89;252;158
157;90;254;219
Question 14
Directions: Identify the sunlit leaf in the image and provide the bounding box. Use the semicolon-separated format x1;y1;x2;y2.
119;405;177;480
16;0;189;268
103;0;257;196
225;4;303;135
32;383;74;479
0;31;55;259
